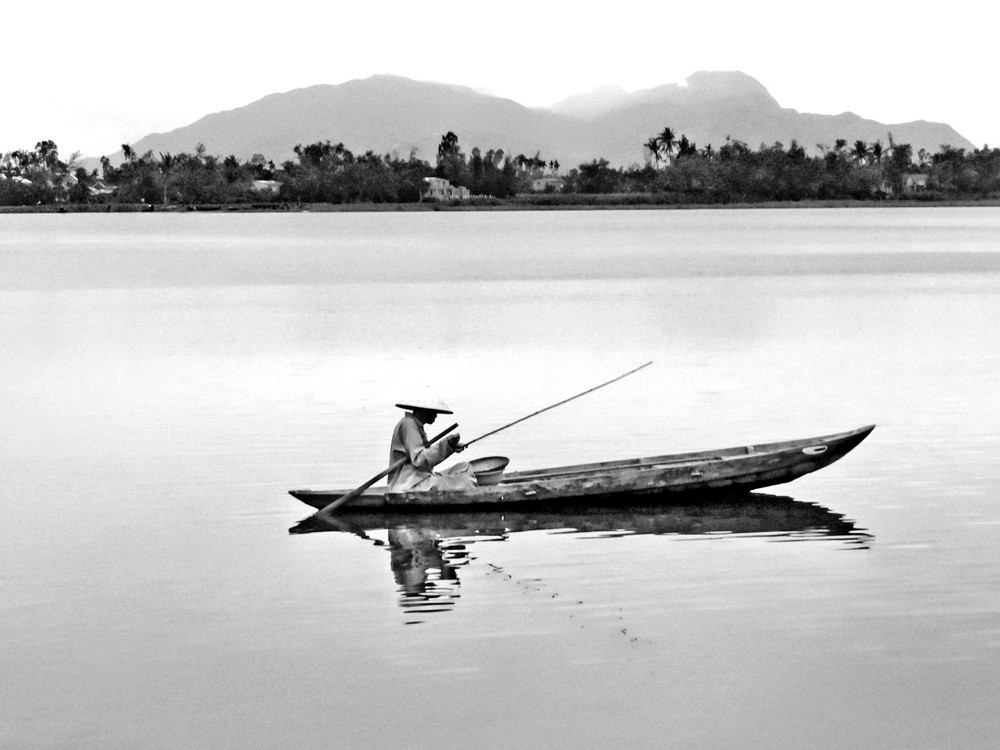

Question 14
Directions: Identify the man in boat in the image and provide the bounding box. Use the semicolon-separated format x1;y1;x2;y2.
388;391;477;491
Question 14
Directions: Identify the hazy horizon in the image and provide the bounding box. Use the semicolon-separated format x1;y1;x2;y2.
5;0;997;158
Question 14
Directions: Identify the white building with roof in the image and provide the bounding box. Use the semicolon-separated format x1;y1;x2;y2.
422;177;469;200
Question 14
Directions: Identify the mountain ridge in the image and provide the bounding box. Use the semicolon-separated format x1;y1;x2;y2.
106;72;974;168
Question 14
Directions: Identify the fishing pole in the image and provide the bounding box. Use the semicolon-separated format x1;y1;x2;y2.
461;361;653;448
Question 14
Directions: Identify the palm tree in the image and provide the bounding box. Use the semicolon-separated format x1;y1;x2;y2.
871;140;884;164
658;127;676;165
852;140;869;164
158;152;176;205
644;136;661;167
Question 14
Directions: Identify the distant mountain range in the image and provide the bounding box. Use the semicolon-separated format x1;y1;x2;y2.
103;72;973;168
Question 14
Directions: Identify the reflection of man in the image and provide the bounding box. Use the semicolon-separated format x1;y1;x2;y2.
388;527;458;596
388;527;464;622
388;390;476;491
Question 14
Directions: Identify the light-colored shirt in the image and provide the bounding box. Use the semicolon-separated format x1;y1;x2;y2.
387;413;475;491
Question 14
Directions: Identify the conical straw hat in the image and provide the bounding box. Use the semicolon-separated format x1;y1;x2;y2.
395;387;453;414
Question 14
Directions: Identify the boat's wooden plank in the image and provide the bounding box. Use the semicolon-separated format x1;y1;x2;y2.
503;456;727;483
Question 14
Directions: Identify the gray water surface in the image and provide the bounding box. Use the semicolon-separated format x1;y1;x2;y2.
2;208;998;749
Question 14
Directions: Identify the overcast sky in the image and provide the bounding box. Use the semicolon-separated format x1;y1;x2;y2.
5;0;996;158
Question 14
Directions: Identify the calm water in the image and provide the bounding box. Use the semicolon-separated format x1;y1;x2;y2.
2;208;999;749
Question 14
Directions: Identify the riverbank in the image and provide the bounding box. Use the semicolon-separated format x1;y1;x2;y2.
4;195;1000;214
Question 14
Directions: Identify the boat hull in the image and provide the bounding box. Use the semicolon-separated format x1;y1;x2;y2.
290;425;874;511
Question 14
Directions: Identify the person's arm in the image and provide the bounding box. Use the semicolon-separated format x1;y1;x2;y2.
399;419;458;470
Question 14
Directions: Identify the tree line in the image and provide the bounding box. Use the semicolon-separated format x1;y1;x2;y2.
2;129;999;207
571;127;1000;202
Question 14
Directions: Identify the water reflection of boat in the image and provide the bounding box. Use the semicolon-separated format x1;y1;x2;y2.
308;494;870;623
321;494;865;540
290;425;874;510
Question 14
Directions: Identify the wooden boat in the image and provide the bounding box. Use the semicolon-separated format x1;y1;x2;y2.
290;424;874;511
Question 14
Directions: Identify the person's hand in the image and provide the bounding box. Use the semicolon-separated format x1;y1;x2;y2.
447;432;463;451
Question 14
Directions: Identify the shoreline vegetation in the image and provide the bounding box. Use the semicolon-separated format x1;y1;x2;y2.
3;129;1000;212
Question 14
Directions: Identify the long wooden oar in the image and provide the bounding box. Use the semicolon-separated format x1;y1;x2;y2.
461;361;653;448
310;422;458;520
